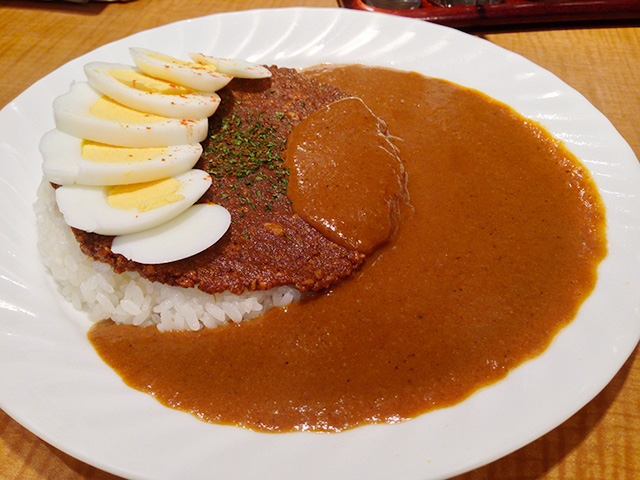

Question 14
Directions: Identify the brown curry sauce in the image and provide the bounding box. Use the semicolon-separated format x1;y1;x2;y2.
88;65;606;433
284;96;408;254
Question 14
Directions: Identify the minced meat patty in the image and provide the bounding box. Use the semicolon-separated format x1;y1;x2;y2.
72;67;365;295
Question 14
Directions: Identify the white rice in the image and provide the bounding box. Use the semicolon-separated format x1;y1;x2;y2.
34;180;302;331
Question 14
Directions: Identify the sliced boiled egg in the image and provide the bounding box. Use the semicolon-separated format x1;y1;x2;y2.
55;169;212;236
84;62;221;119
130;47;232;93
189;53;271;79
53;81;208;147
111;203;230;264
40;129;202;186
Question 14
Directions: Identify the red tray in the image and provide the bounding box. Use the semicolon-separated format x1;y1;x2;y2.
339;0;640;29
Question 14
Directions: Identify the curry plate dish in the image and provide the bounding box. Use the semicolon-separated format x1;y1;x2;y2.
2;8;640;480
36;49;606;434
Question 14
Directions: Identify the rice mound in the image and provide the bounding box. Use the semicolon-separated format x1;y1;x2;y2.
34;181;302;331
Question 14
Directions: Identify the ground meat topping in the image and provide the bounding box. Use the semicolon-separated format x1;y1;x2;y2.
72;67;365;295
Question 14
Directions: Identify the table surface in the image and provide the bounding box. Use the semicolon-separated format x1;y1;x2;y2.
1;1;639;479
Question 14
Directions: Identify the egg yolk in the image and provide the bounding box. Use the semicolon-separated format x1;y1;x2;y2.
89;97;167;124
107;178;184;212
109;70;192;96
81;140;168;163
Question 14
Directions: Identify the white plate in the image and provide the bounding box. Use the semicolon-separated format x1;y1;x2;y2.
1;7;639;480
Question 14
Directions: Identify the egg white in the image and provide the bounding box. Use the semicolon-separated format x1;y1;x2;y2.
55;169;212;236
111;203;231;264
84;62;221;119
53;81;209;147
40;129;203;186
42;48;268;264
130;47;232;93
189;53;272;79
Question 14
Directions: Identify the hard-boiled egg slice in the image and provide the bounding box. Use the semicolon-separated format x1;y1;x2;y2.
130;47;232;93
40;129;202;186
84;62;221;119
55;169;212;236
53;81;208;147
189;53;271;79
111;203;230;264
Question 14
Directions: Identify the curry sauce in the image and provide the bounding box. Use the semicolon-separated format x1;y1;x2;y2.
284;96;408;254
89;65;606;432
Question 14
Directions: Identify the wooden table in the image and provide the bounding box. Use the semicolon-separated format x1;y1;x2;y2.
1;1;638;478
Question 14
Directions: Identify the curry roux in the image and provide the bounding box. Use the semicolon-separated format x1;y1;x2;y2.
88;65;607;433
284;96;408;254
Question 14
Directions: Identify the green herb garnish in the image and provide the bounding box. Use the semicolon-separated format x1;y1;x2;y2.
203;112;290;212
